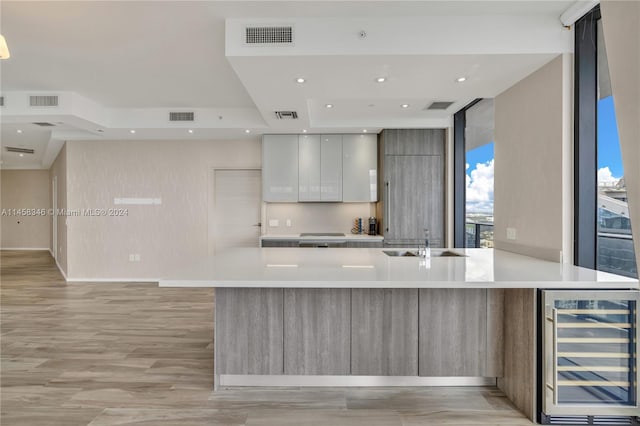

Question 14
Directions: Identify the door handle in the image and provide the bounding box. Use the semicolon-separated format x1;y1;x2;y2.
386;181;391;233
253;223;262;227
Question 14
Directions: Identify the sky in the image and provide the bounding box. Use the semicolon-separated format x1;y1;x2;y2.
465;96;624;215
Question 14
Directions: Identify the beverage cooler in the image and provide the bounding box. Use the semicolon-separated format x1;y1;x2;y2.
540;290;639;424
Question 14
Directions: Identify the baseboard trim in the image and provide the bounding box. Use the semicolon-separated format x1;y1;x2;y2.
66;278;160;283
54;257;68;281
219;375;497;388
1;247;51;251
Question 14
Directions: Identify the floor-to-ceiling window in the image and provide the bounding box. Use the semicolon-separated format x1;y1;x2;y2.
460;98;495;248
595;20;637;278
575;7;637;278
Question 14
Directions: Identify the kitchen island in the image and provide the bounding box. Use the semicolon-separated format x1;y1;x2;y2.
160;248;639;422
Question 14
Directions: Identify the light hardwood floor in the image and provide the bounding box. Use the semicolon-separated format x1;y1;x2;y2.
0;250;535;425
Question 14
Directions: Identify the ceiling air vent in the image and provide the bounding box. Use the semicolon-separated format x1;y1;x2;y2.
274;111;298;120
425;101;454;111
169;111;195;122
30;95;59;107
246;26;293;44
6;147;35;154
33;122;56;127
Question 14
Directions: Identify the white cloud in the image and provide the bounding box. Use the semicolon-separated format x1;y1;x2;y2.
598;167;620;185
466;159;494;213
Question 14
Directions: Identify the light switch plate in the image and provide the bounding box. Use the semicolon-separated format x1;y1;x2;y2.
286;219;292;227
507;227;517;240
269;219;279;227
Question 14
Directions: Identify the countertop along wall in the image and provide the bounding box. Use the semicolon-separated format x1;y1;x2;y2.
0;169;51;250
64;139;261;280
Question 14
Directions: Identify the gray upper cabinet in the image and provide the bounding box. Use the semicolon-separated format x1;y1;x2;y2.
342;134;378;202
382;129;446;156
320;135;343;201
298;134;342;202
263;134;373;203
262;135;299;202
298;135;321;201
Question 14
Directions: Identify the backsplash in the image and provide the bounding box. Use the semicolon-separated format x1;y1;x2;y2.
264;203;376;235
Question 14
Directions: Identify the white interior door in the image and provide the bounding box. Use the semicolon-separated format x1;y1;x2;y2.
212;169;262;254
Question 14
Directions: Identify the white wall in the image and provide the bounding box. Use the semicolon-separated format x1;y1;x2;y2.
0;169;51;249
493;54;573;262
601;1;640;273
64;139;260;280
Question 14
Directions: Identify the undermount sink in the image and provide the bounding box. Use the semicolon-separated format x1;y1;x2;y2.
383;249;467;258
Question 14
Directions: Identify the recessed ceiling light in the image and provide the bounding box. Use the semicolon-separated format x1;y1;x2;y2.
295;77;306;84
129;130;136;134
16;129;23;134
456;77;467;83
401;104;410;108
245;129;251;133
19;153;24;157
302;129;307;133
188;129;194;134
376;77;387;83
362;129;368;133
325;104;333;108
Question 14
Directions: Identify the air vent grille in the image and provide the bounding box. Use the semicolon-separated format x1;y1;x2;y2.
169;112;195;122
544;415;638;425
0;96;4;107
274;111;298;120
32;122;56;127
30;95;59;107
425;101;454;110
6;147;35;154
246;26;293;44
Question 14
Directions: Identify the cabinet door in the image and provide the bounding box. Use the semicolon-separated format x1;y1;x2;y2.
320;135;343;201
382;129;445;156
298;135;321;201
284;289;351;375
343;134;377;202
419;288;488;376
262;135;298;202
384;155;444;243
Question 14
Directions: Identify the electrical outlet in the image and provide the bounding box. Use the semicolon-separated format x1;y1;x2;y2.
128;254;135;262
507;228;517;240
269;219;279;227
286;219;292;227
134;254;140;262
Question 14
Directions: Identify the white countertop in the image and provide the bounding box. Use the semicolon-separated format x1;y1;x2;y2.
159;248;639;290
260;234;384;241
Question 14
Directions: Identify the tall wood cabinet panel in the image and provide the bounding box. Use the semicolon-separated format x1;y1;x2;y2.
382;129;446;156
298;134;321;201
383;155;444;246
351;289;419;375
262;135;299;202
343;134;378;202
418;288;487;376
284;288;351;375
215;288;284;375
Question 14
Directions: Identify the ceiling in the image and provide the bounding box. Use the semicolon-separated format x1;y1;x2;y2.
0;1;576;169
